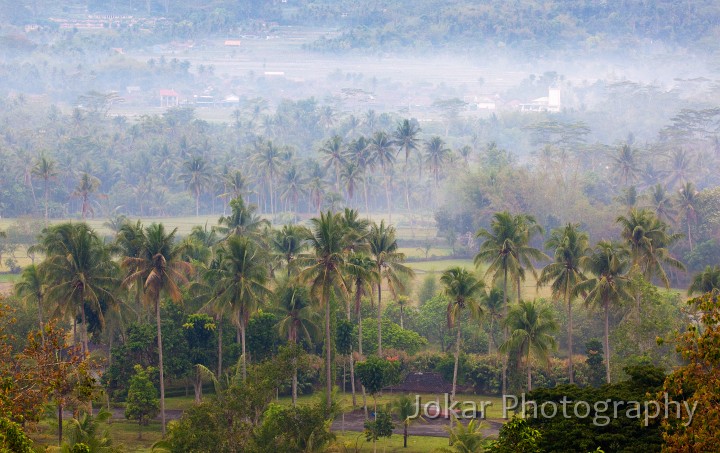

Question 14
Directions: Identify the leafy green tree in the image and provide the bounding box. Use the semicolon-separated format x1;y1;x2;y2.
584;339;605;388
491;416;542;453
574;241;632;383
441;267;484;400
0;416;34;453
364;409;394;446
121;223;191;436
125;365;159;440
537;223;588;384
500;300;558;391
183;314;217;402
368;221;413;356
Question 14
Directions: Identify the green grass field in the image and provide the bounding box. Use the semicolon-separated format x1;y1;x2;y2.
333;432;449;452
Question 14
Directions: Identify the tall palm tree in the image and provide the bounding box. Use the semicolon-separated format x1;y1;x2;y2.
340;208;370;253
616;209;684;294
611;143;641;186
300;211;350;410
645;184;676;224
178;156;213;216
15;264;46;343
41;223;118;355
475;212;546;394
279;164;307;220
319;135;346;192
688;265;720;295
367;221;413;356
367;131;397;220
346;136;373;215
500;300;558;391
394;119;421;212
217;196;268;239
121;223;192;436
203;236;271;381
676;182;698;251
275;284;320;406
574;241;632;383
424;136;452;189
72;173;101;219
537;223;588;384
441;267;484;401
32;153;57;222
483;288;503;355
251;140;283;215
271;224;309;278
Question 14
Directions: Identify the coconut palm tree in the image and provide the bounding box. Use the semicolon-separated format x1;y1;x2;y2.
340;208;370;253
251;140;284;215
300;211;351;410
367;221;413;356
274;284;319;406
441;267;484;401
645;184;676;224
178;156;213;217
424;136;452;189
688;265;720;295
676;182;699;251
346;252;378;356
32;153;57;222
500;300;558;391
537;223;588;384
393;119;421;165
391;394;425;448
121;223;192;436
616;209;684;295
279;164;307;220
271;224;309;278
203;236;271;381
346;136;374;215
574;241;632;383
483;288;503;355
216;196;268;239
41;223;118;355
15;264;47;343
319;135;346;192
367;131;397;220
611;143;641;186
72;173;101;219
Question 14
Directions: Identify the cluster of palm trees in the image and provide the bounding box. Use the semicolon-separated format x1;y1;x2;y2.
469;208;686;392
15;199;420;435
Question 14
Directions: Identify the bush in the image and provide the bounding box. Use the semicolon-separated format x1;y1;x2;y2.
466;355;502;396
361;319;427;355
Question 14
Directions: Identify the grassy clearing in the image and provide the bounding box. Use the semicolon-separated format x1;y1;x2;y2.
333;432;448;452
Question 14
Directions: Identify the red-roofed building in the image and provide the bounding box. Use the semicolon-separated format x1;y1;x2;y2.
159;89;179;107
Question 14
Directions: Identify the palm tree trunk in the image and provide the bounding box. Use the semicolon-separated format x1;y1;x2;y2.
527;349;532;391
688;221;693;251
451;324;461;402
241;321;247;381
44;181;49;223
517;275;522;303
604;298;611;384
325;296;332;411
347;304;356;407
404;423;408;448
363;179;369;216
384;179;392;223
80;304;89;355
195;186;200;216
292;357;298;407
377;278;383;356
502;267;508;396
38;297;44;344
566;282;574;384
57;401;62;446
155;298;166;436
217;316;223;376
